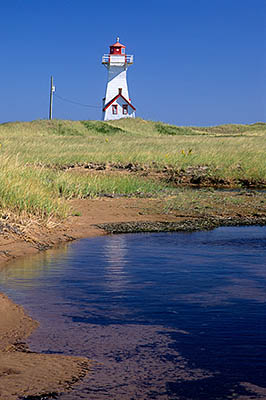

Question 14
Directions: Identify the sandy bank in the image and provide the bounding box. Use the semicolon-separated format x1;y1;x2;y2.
0;293;90;400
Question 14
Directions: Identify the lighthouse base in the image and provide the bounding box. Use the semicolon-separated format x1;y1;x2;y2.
103;111;136;121
102;92;136;121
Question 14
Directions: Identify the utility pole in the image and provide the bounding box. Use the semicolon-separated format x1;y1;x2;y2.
49;76;55;120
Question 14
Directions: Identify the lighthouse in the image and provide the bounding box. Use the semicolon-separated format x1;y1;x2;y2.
102;37;136;121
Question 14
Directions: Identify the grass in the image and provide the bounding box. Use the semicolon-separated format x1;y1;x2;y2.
82;120;124;135
0;119;265;182
163;188;266;217
0;118;265;221
43;169;167;199
0;157;67;220
0;154;167;220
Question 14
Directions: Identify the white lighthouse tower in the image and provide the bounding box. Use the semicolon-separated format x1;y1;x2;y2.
102;37;136;121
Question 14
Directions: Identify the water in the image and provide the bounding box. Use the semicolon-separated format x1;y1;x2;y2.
0;226;266;399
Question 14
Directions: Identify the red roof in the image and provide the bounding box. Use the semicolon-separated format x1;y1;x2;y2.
110;41;126;48
110;37;126;48
103;93;136;112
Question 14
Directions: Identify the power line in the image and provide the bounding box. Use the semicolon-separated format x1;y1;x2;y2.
54;93;101;109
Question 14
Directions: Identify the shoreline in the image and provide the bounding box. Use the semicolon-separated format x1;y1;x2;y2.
1;194;266;269
0;197;265;399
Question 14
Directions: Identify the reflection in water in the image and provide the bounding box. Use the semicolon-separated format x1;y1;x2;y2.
103;236;129;291
0;226;266;399
0;244;70;288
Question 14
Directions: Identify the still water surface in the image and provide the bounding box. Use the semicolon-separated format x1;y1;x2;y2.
0;226;266;399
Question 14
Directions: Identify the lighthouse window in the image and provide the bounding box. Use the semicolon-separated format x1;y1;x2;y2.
112;105;118;115
121;48;125;54
122;105;128;115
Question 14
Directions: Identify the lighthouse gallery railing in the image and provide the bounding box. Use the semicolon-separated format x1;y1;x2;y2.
102;54;134;64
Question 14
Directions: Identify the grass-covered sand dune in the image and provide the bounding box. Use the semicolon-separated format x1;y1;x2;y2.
0;118;265;221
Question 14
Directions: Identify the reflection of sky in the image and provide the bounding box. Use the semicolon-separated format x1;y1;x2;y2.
102;236;129;292
1;227;266;309
172;226;266;306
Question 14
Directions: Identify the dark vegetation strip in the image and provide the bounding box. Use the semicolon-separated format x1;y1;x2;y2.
36;162;266;189
95;217;266;234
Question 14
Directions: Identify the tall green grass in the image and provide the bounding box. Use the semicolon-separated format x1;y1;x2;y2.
0;157;67;219
0;155;166;219
42;169;166;199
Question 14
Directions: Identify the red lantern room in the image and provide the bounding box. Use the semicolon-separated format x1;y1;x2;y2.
109;37;126;55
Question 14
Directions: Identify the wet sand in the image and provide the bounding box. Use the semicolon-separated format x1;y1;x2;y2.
0;293;90;400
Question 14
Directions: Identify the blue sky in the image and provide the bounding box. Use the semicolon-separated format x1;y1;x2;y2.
0;0;265;125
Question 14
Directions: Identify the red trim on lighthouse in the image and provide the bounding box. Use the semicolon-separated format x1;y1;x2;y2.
109;38;126;55
110;45;125;55
110;41;126;48
103;93;136;112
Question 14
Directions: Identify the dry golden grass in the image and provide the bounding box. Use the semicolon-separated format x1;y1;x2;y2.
0;119;265;182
